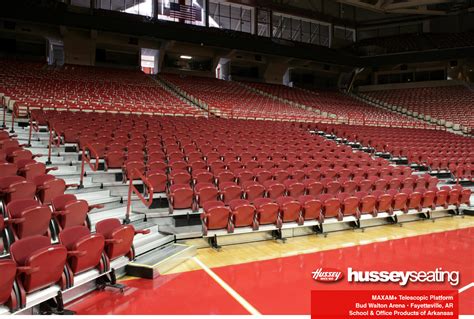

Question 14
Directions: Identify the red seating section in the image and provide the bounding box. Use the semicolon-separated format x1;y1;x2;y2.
314;123;473;180
364;86;474;132
241;81;424;127
0;60;205;117
161;74;325;122
33;111;472;238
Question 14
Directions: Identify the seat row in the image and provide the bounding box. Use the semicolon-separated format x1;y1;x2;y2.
166;174;440;213
201;185;472;235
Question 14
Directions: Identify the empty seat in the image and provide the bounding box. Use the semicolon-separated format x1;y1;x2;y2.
216;171;235;184
34;174;77;205
168;184;195;212
147;170;168;193
325;180;341;195
105;151;125;169
276;196;302;224
388;189;408;213
298;195;322;223
17;160;57;182
53;198;91;231
219;182;243;205
403;188;422;212
193;169;214;185
201;201;232;235
95;218;148;261
356;192;377;217
419;188;436;210
253;198;281;228
0;176;36;205
243;182;265;202
59;226;106;278
194;183;219;207
0;163;17;178
6;199;51;240
169;170;191;186
320;195;342;221
229;199;257;230
10;236;68;307
284;180;305;197
304;179;324;196
338;193;360;218
0;259;17;311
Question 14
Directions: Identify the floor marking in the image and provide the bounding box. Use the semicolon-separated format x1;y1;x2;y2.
459;282;474;294
192;257;261;315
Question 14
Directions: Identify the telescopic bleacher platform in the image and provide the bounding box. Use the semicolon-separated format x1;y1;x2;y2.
0;63;472;314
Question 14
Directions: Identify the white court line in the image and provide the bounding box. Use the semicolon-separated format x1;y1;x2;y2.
192;257;261;315
459;282;474;294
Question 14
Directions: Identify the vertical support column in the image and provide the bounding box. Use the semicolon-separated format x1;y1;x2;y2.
253;7;257;35
329;23;333;48
204;0;209;27
153;0;159;19
269;10;273;38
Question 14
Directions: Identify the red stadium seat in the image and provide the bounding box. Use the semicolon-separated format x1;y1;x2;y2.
0;259;17;311
10;236;67;298
6;199;51;240
194;183;219;207
254;198;281;227
59;226;106;276
219;182;243;205
95;218;148;261
201;201;232;235
276;196;303;224
298;195;322;223
168;184;195;212
229;199;257;230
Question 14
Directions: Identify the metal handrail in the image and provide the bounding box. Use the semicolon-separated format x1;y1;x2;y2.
28;110;39;147
125;168;154;224
1;96;7;129
79;143;100;188
10;104;20;133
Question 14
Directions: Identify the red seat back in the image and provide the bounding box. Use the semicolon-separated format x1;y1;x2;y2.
59;226;105;275
10;236;67;293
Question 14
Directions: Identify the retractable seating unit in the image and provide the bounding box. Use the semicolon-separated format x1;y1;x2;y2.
36;111;472;241
314;123;474;181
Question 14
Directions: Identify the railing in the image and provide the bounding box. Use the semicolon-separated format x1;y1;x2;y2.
46;123;62;165
79;143;100;188
1;96;7;129
125;168;154;224
10;104;21;133
28;110;39;147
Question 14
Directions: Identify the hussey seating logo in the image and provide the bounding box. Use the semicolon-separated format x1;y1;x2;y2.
312;268;344;283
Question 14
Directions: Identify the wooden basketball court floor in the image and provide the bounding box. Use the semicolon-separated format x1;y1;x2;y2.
67;216;474;315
